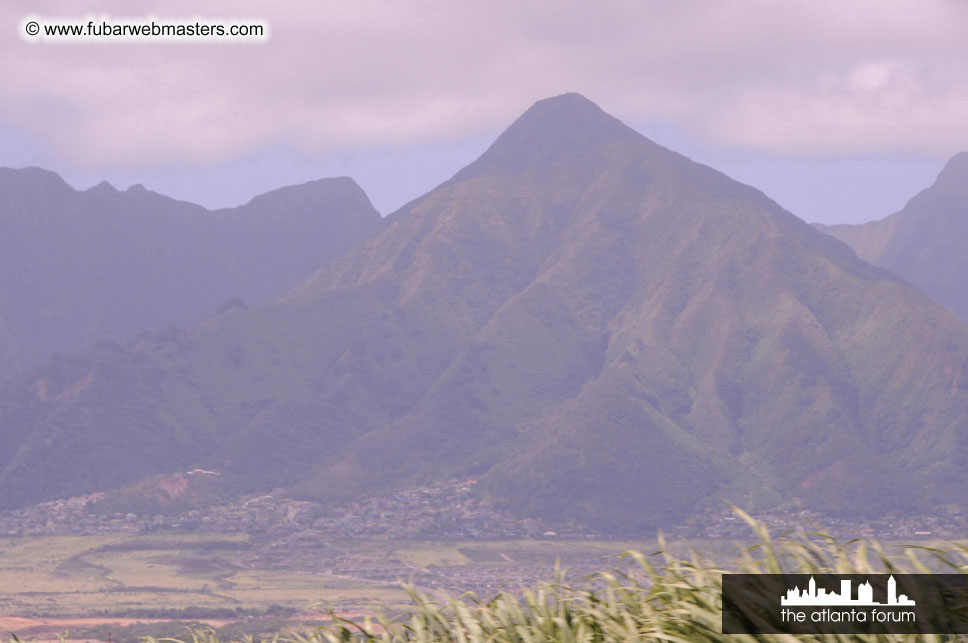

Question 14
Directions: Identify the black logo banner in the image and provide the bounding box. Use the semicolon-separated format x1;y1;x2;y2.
722;574;968;634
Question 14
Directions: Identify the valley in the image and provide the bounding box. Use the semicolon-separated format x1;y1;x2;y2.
0;530;662;638
2;514;965;640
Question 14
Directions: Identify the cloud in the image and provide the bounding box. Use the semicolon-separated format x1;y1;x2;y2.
3;0;968;173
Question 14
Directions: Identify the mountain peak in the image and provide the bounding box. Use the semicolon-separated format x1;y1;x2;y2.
244;176;378;219
0;166;73;196
87;180;118;194
520;92;613;123
452;93;646;181
933;151;968;194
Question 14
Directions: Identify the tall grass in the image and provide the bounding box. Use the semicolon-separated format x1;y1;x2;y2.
16;508;968;642
269;507;966;642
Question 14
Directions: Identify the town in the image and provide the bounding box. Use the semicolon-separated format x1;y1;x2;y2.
1;475;964;543
1;475;966;606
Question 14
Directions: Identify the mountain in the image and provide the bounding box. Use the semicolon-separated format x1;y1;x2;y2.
0;312;27;376
0;169;384;381
816;152;968;322
1;94;966;532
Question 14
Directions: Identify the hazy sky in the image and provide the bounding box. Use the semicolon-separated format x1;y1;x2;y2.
3;0;967;223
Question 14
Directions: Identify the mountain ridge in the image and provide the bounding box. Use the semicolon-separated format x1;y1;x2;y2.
1;94;966;532
817;152;968;323
0;168;385;380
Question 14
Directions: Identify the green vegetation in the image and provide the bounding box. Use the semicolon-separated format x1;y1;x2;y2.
3;94;968;533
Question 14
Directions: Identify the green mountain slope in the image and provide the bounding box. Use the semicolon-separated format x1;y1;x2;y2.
817;152;968;322
1;94;966;532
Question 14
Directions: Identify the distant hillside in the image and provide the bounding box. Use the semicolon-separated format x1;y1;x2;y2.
817;152;968;323
1;94;966;532
0;170;384;381
0;312;27;379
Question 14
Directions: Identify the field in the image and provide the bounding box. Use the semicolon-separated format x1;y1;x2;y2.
0;532;403;637
5;530;962;640
0;531;699;638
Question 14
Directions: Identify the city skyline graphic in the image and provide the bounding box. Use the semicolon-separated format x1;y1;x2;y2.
781;576;915;607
